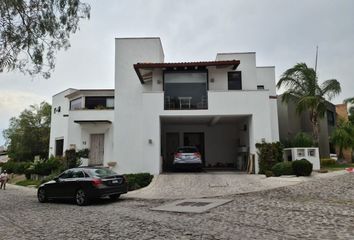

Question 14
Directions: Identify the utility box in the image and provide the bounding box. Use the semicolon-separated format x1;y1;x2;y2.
283;148;320;170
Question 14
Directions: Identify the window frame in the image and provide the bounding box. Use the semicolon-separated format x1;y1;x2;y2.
228;71;242;90
70;97;83;110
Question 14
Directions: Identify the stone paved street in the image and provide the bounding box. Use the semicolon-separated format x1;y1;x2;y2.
0;173;353;240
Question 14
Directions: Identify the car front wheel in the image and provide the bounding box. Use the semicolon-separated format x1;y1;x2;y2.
75;189;89;206
37;188;47;203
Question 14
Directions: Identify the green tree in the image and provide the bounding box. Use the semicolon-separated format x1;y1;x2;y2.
3;102;51;161
344;97;354;104
292;132;314;148
331;118;354;160
0;0;90;79
277;63;341;147
344;97;354;124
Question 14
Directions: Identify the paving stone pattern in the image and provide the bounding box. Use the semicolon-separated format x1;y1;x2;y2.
0;174;354;239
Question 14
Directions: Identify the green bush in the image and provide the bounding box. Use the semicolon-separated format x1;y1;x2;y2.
124;173;153;191
292;132;314;148
64;149;82;169
320;158;336;166
1;161;31;174
256;141;284;174
271;161;294;176
292;159;313;176
264;170;273;177
26;157;64;177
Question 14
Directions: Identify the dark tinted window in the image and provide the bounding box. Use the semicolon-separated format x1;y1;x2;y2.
87;168;117;178
85;97;114;109
59;170;74;179
177;147;198;153
55;139;64;157
73;170;85;178
228;71;242;90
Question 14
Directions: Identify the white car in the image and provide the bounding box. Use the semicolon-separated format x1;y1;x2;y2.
173;146;202;169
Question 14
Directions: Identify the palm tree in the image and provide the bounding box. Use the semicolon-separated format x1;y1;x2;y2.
277;63;341;147
344;97;354;104
331;118;354;160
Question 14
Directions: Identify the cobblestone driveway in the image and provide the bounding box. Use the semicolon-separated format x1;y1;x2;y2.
0;173;353;240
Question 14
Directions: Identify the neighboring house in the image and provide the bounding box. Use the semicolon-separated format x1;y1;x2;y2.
49;89;115;165
277;97;336;158
335;103;352;162
49;37;279;174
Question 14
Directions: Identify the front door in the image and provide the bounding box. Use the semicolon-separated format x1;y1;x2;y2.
90;134;104;166
165;132;180;171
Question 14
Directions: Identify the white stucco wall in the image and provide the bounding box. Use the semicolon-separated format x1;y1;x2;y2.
49;88;77;157
67;110;114;165
215;53;257;90
114;38;164;174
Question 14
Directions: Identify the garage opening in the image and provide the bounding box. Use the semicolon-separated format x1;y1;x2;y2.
161;115;251;172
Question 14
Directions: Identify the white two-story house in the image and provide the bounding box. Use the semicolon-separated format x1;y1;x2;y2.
49;37;279;174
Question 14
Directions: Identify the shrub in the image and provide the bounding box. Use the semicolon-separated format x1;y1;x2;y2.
292;159;313;176
271;161;294;176
26;157;64;177
64;149;82;169
76;148;89;158
320;158;336;166
1;161;31;174
265;170;273;177
292;132;314;148
124;173;153;191
256;141;284;174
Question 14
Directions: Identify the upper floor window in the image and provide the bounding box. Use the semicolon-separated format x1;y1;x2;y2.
257;85;265;90
228;71;242;90
70;97;82;110
164;71;208;110
85;96;114;109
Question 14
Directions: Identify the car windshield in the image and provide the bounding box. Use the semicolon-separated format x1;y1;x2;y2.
177;147;198;153
87;168;117;178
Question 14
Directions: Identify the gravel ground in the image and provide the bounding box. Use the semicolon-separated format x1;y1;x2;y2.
0;173;353;240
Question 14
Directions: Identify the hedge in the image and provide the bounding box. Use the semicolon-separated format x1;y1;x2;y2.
292;159;313;176
271;161;294;176
124;173;153;191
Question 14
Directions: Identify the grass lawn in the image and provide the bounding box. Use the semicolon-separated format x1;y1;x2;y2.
15;179;41;188
321;163;354;171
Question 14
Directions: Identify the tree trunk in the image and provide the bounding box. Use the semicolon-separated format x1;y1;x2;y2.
311;111;320;147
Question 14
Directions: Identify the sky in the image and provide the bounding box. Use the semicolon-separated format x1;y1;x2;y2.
0;0;354;146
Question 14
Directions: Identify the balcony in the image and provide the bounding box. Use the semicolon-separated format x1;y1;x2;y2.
164;71;208;110
164;95;208;110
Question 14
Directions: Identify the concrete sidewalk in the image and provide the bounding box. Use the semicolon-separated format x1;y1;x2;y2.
125;170;348;199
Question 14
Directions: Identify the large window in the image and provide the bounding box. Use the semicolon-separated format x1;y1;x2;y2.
164;71;208;110
228;71;242;90
85;97;114;109
70;98;82;110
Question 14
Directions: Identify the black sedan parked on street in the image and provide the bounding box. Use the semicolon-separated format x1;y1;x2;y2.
37;167;128;206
